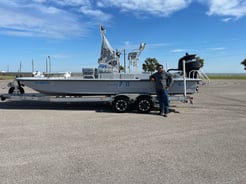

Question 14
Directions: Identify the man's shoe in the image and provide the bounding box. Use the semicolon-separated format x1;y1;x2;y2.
163;114;168;117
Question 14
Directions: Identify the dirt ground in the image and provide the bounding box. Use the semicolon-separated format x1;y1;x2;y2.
0;79;246;184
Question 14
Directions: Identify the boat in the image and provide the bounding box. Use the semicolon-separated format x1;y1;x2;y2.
15;77;200;96
13;25;202;96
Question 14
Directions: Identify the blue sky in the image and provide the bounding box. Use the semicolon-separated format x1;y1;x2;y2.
0;0;246;73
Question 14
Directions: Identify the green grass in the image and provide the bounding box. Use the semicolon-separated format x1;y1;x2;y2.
207;74;246;80
0;75;15;80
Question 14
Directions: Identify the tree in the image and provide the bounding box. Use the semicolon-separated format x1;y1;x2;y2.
142;58;159;73
241;58;246;70
119;65;125;72
196;56;204;68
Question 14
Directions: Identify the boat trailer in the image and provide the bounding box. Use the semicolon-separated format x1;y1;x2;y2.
0;91;193;113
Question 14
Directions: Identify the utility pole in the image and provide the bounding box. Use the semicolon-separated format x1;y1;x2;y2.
46;57;48;74
48;56;51;74
19;61;22;77
32;59;34;73
123;49;126;73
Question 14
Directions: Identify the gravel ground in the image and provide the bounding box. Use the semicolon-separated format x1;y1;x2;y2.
0;79;246;184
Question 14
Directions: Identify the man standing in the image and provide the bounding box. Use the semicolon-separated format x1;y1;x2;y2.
150;64;173;117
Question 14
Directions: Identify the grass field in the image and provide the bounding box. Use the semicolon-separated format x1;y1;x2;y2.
207;74;246;80
0;75;15;80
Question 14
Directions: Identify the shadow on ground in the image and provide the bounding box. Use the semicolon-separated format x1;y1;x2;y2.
0;101;112;112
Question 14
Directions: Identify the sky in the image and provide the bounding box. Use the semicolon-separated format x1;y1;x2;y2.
0;0;246;73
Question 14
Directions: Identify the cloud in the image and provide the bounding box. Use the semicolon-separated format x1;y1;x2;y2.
120;41;141;50
104;0;246;19
202;0;246;18
79;5;112;21
222;17;234;22
0;0;114;38
49;53;78;59
171;49;186;53
0;0;246;39
147;43;169;49
209;47;227;51
97;0;192;17
0;1;88;38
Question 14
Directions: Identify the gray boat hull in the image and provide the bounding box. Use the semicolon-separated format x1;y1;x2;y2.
16;77;200;96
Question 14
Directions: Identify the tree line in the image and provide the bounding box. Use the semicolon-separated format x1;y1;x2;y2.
120;56;246;72
142;56;204;73
142;57;246;73
241;59;246;70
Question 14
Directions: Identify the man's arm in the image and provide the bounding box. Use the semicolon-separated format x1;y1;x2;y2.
167;73;174;87
150;76;155;81
150;73;156;81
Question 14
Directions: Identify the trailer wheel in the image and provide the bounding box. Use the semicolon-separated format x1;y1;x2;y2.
112;97;130;113
1;95;6;101
18;87;25;94
8;87;15;94
8;87;25;94
136;97;153;113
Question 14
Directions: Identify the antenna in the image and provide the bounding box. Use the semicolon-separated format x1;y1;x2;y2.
128;42;146;73
139;43;146;51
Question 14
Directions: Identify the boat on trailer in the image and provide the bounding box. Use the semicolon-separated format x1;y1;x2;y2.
1;25;207;113
15;76;200;96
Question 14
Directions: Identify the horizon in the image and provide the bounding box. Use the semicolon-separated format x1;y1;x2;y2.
0;0;246;73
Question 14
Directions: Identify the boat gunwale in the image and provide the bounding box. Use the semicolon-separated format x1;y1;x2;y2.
16;77;202;82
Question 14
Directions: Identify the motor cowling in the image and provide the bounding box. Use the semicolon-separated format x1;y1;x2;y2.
178;53;201;77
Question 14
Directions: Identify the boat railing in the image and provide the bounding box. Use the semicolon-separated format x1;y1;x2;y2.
189;70;210;85
167;68;209;86
167;69;183;77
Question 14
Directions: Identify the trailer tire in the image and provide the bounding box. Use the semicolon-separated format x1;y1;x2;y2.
1;95;6;101
18;87;25;94
8;87;25;94
136;97;153;113
112;97;130;113
8;87;15;94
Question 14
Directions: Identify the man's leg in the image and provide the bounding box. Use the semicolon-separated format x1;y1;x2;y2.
157;90;164;114
163;90;169;114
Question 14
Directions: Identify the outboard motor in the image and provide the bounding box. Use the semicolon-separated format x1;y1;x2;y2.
178;53;201;77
